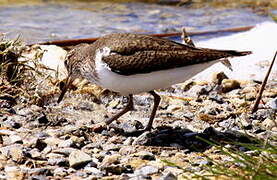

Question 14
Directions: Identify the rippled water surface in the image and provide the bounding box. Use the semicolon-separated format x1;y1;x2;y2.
0;2;272;43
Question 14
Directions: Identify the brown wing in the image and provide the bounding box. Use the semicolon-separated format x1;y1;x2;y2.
94;33;250;75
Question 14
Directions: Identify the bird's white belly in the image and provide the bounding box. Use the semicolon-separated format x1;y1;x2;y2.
95;60;219;95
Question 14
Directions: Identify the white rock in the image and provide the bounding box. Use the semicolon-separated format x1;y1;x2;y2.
69;150;92;168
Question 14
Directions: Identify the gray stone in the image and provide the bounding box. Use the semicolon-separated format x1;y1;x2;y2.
136;151;155;160
58;139;74;148
266;97;277;110
84;167;104;176
261;118;276;130
5;166;23;179
53;167;68;177
69;150;92;168
4;116;22;129
9;134;23;144
0;129;16;136
159;172;177;180
53;147;76;156
0;144;25;163
48;157;69;166
134;165;159;176
132;132;151;145
100;154;121;167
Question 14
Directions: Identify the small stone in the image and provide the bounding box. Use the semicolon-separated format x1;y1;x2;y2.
135;151;155;160
53;147;76;156
132;131;151;145
9;134;23;144
29;168;50;176
0;129;16;136
159;172;177;180
102;164;132;175
37;115;49;124
261;118;276;130
134;165;159;176
181;80;196;91
53;167;68;177
5;166;24;179
119;146;136;155
69;150;92;168
8;145;25;163
123;137;134;145
3;117;21;129
84;167;104;177
58;139;74;148
221;79;240;93
100;154;121;167
245;93;256;101
121;119;144;132
266;97;277;110
209;92;224;104
211;71;229;85
163;167;183;176
29;148;42;159
48;157;69;167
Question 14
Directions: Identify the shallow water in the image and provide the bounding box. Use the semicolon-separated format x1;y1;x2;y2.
0;1;272;44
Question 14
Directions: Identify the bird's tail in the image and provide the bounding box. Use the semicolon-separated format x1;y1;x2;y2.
217;50;252;57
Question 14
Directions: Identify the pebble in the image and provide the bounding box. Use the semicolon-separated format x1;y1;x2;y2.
7;145;25;163
5;166;23;179
261;118;276;130
0;129;16;136
48;157;69;166
103;164;133;175
266;97;277;110
132;132;151;145
211;71;229;85
159;172;177;180
84;167;104;176
29;148;42;159
53;167;68;177
100;154;121;167
37;115;49;124
3;117;21;129
135;151;155;160
53;147;77;156
119;146;136;155
58;139;74;148
69;150;92;168
209;92;224;104
134;165;159;176
221;79;240;93
9;134;23;144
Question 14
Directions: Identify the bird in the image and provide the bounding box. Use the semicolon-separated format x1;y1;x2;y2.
57;33;251;132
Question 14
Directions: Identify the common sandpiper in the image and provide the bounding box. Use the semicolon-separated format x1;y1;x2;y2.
58;32;251;132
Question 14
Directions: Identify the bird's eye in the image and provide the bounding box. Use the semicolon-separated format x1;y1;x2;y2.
64;59;68;68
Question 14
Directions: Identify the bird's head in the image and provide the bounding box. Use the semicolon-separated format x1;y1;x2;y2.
57;44;87;103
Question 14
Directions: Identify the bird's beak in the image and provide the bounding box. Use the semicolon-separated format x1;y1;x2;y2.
57;75;74;103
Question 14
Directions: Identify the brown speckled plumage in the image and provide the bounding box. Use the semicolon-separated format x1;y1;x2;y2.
69;33;251;76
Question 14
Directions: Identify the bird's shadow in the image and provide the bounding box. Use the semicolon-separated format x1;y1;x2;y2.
113;126;258;152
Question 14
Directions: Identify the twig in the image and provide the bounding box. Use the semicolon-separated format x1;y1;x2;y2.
32;25;254;47
251;51;277;113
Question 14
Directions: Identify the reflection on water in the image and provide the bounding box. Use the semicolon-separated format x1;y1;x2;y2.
0;1;272;43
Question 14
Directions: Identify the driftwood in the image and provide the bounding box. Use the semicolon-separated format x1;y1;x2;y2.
35;25;254;47
251;51;277;113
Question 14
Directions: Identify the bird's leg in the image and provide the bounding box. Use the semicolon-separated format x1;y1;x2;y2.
144;91;161;131
181;27;195;47
105;94;134;125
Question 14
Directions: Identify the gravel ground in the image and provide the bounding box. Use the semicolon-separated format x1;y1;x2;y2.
0;42;276;179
